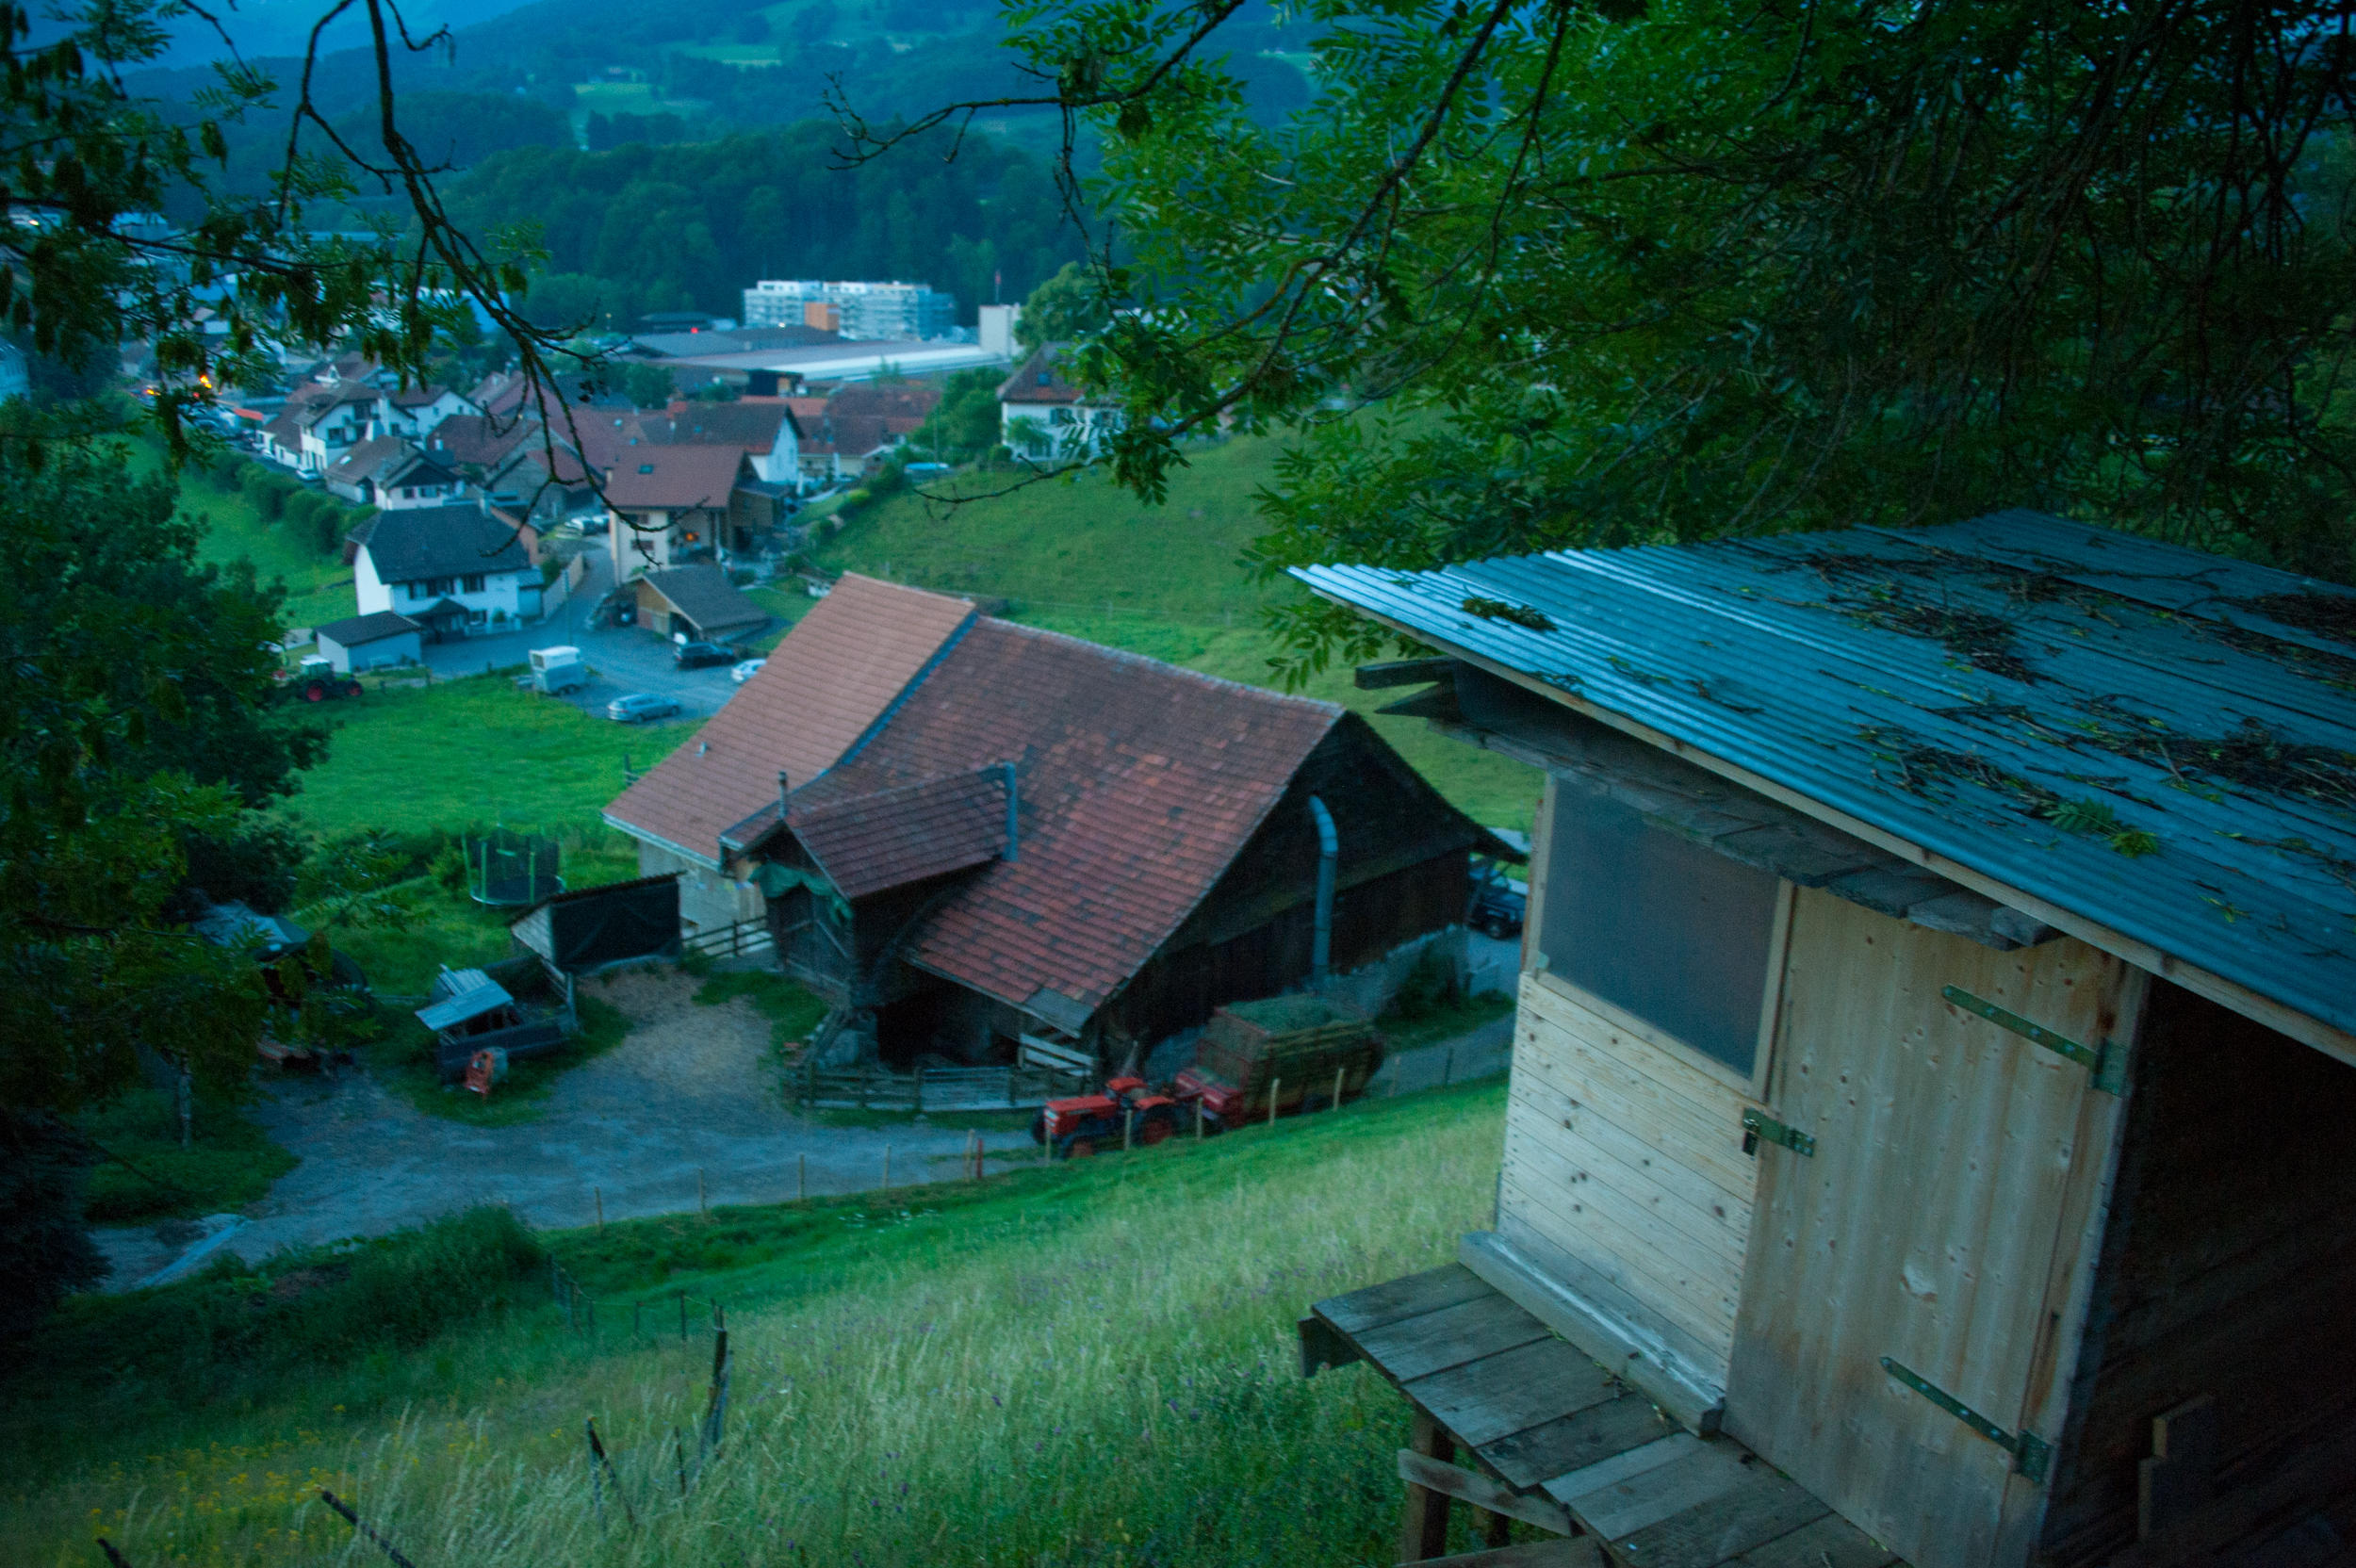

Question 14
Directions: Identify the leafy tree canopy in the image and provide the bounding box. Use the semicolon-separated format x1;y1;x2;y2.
919;0;2356;673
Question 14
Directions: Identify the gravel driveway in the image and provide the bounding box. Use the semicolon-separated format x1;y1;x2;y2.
94;971;1026;1284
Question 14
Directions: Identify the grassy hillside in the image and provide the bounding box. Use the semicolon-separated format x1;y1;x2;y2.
819;443;1545;831
276;677;691;839
8;1080;1513;1568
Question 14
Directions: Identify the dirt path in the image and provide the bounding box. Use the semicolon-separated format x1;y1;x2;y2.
103;971;1027;1279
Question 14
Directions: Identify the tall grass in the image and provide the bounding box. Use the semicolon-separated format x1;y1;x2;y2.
8;1083;1511;1567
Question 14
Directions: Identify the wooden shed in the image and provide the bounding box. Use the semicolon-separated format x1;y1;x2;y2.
1292;513;2356;1568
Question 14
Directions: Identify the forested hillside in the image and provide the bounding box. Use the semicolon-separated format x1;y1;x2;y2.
449;125;1077;327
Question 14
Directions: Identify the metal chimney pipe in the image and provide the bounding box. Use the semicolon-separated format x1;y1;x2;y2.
1309;795;1337;988
777;770;791;821
1003;760;1020;862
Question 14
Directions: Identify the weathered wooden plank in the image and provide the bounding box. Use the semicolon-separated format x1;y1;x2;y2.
1542;1434;1701;1508
1513;1002;1759;1198
1507;1076;1755;1241
1356;1291;1554;1385
1504;1117;1751;1272
1318;1264;1496;1337
1609;1465;1829;1568
1563;1440;1759;1543
1405;1338;1619;1450
1391;1538;1605;1568
1478;1395;1677;1493
1732;1512;1902;1568
1402;1404;1457;1564
1723;888;2118;1568
1500;1169;1740;1353
1397;1449;1576;1535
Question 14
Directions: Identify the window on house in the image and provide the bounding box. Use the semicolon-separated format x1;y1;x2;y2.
406;581;426;600
426;577;453;595
462;574;485;594
466;609;487;626
1537;787;1779;1076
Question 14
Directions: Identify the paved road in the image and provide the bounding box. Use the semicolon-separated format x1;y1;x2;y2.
416;546;760;723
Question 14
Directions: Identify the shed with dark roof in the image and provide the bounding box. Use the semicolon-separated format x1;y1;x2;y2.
632;564;768;644
603;574;1508;1068
1289;512;2356;1568
313;611;422;672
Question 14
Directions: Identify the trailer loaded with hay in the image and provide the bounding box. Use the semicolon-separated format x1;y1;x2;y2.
1173;995;1385;1129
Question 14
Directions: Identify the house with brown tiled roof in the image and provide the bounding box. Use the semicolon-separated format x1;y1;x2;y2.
998;343;1121;461
602;575;1512;1070
794;383;941;483
604;445;760;577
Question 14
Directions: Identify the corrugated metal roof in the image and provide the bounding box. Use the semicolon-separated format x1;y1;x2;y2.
416;974;513;1033
1294;510;2356;1037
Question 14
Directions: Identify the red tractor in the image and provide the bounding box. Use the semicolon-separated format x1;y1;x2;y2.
1031;1076;1181;1159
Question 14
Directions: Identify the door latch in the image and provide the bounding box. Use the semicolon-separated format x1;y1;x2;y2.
1881;1357;2051;1481
1741;1108;1815;1157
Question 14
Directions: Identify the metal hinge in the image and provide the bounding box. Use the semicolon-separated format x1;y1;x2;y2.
1741;1108;1815;1157
1881;1357;2051;1482
1941;985;2127;1095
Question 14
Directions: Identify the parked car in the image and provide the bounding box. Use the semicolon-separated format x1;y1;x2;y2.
606;693;681;723
730;658;767;684
1468;860;1527;939
674;641;737;670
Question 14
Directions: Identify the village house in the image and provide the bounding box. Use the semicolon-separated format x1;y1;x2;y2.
629;400;804;488
790;383;940;484
1290;512;2356;1568
998;344;1122;461
320;435;468;509
604;445;760;577
259;376;481;476
310;610;423;673
350;502;545;642
602;575;1510;1068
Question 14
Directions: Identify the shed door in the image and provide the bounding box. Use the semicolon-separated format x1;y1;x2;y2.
1724;887;2128;1568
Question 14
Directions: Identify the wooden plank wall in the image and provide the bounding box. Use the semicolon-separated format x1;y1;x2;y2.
2038;981;2356;1564
1500;969;1761;1387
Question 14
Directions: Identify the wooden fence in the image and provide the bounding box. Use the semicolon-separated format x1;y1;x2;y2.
795;1060;1094;1112
680;919;775;961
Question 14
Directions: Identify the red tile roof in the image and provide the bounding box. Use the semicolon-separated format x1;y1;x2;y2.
791;619;1341;1017
604;444;749;510
602;575;977;862
788;767;1009;900
608;582;1353;1018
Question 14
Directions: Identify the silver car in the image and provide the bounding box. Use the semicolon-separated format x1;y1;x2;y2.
730;658;767;684
605;693;681;723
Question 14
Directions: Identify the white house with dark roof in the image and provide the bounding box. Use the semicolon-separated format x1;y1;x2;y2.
998;343;1122;461
351;502;543;640
321;435;469;509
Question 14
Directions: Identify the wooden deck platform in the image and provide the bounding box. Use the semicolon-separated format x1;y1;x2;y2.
1302;1264;1906;1568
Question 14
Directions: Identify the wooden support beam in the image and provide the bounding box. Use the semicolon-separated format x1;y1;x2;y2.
2106;1424;2356;1568
1398;1448;1576;1536
1392;1539;1603;1568
1299;1313;1364;1379
1356;657;1460;690
1400;1408;1458;1563
2136;1395;2217;1540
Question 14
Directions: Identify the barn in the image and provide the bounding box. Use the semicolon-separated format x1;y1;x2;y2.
603;574;1513;1069
1291;512;2356;1568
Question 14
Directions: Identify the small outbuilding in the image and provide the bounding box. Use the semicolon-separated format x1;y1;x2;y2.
312;611;423;672
508;874;681;973
633;563;767;645
1292;512;2356;1568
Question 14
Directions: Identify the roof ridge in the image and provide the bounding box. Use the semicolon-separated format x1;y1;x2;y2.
977;616;1345;716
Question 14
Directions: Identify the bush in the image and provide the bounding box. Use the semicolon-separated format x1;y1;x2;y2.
18;1206;544;1402
253;479;287;521
1383;944;1462;1023
0;1112;105;1338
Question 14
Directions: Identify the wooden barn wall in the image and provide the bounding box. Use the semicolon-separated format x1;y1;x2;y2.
1499;968;1762;1389
2037;982;2356;1564
1109;854;1469;1049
